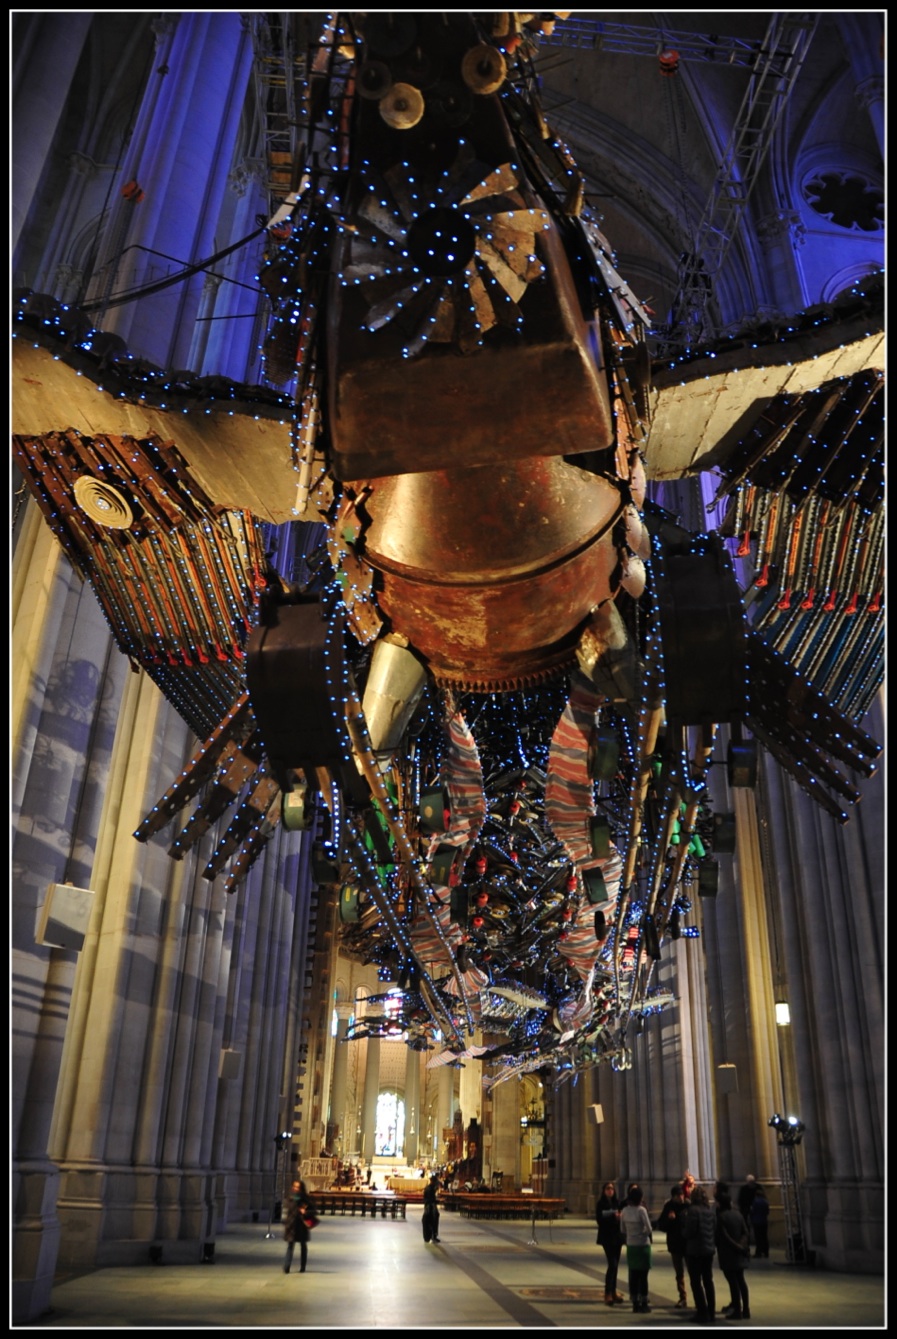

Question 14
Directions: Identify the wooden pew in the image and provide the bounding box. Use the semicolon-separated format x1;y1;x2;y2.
450;1194;566;1221
314;1191;407;1219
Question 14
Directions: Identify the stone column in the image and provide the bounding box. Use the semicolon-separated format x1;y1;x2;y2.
202;158;268;382
458;1035;483;1127
360;1037;380;1165
759;711;884;1271
437;1064;455;1162
403;1046;420;1164
48;672;207;1266
328;1004;354;1155
33;152;97;299
836;16;885;154
551;1068;608;1207
488;1078;519;1189
729;784;787;1174
755;210;808;312
79;12;178;319
12;502;66;798
226;826;304;1218
188;272;223;378
12;13;93;256
854;76;885;156
94;14;254;368
12;513;126;1322
171;14;256;371
675;898;720;1186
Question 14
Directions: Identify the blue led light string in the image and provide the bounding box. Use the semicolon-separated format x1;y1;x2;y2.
133;694;252;840
612;618;665;1018
343;689;476;1038
341;818;466;1049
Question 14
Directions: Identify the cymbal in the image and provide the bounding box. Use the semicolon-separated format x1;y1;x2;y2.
461;44;506;95
379;82;425;129
357;59;393;101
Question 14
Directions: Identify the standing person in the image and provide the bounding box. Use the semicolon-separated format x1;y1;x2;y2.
682;1169;697;1202
717;1190;751;1320
738;1174;758;1244
683;1185;717;1323
750;1185;771;1258
595;1181;625;1306
422;1174;441;1244
656;1184;690;1308
620;1185;654;1313
283;1179;317;1274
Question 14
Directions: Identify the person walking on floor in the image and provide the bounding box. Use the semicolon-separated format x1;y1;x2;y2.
717;1189;751;1320
750;1184;771;1257
283;1179;317;1274
656;1183;690;1308
684;1184;717;1323
620;1184;654;1314
422;1174;441;1244
595;1180;625;1305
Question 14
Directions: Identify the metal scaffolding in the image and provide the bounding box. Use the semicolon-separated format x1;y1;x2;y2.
249;13;312;216
669;13;819;348
540;16;791;69
770;1114;809;1263
542;13;819;349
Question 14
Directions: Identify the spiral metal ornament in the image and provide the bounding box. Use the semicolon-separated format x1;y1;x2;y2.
73;476;134;529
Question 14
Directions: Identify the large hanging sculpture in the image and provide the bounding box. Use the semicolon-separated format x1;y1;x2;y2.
12;11;881;1083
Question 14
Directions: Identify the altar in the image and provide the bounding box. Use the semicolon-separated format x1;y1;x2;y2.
386;1175;429;1195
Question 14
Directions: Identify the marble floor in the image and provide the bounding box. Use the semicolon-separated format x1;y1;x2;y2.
22;1209;885;1331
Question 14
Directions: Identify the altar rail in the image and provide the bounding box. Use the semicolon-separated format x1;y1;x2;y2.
314;1191;407;1219
442;1194;566;1221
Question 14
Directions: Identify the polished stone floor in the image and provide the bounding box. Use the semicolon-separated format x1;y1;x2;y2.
22;1209;885;1330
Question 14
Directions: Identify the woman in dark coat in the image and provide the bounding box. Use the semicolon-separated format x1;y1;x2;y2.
596;1180;625;1305
283;1179;316;1274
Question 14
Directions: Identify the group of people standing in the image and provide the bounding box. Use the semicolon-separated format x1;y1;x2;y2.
596;1173;771;1322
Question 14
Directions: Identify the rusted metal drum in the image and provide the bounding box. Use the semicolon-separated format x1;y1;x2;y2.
361;457;623;690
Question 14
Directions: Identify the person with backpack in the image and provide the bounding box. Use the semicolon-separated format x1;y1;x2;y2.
620;1184;654;1314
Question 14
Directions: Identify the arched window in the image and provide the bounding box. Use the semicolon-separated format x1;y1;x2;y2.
375;1091;405;1157
803;170;884;233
